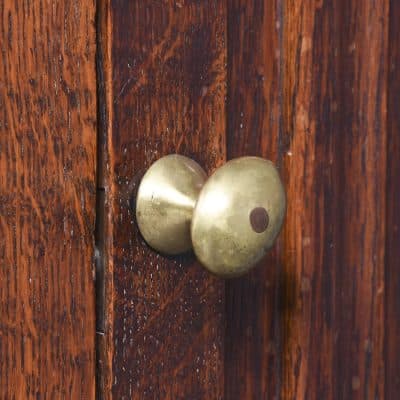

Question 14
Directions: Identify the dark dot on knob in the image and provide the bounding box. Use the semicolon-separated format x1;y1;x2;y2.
250;207;269;233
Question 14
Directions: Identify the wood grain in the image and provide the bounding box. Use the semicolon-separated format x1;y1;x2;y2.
385;0;400;398
225;1;283;399
98;1;227;399
281;1;388;399
0;1;97;399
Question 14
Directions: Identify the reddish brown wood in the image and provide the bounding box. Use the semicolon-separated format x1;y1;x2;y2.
0;1;97;398
98;1;400;399
1;1;398;399
280;1;388;399
385;0;400;398
225;1;283;399
98;2;227;398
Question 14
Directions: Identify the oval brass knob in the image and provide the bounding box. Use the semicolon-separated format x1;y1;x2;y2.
136;154;286;277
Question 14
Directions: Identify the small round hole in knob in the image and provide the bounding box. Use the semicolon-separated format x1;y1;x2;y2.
250;207;269;233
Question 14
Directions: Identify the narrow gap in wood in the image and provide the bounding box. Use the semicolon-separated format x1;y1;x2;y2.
94;0;107;335
95;188;106;334
94;0;109;398
94;187;106;400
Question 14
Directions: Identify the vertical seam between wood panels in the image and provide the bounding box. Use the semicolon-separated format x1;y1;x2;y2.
95;0;105;395
95;0;113;398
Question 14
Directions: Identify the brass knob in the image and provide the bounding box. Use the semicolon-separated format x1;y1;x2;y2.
136;154;286;277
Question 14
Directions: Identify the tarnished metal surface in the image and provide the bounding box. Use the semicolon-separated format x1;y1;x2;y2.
191;157;286;277
136;155;286;277
136;154;206;254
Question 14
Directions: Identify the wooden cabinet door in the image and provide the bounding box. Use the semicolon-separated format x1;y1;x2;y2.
1;1;399;399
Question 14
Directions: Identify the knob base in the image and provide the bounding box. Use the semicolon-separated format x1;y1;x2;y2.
136;154;206;255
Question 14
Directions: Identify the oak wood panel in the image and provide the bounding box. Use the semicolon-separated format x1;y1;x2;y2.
281;1;388;399
385;0;400;398
99;1;227;398
0;1;97;399
225;1;283;399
